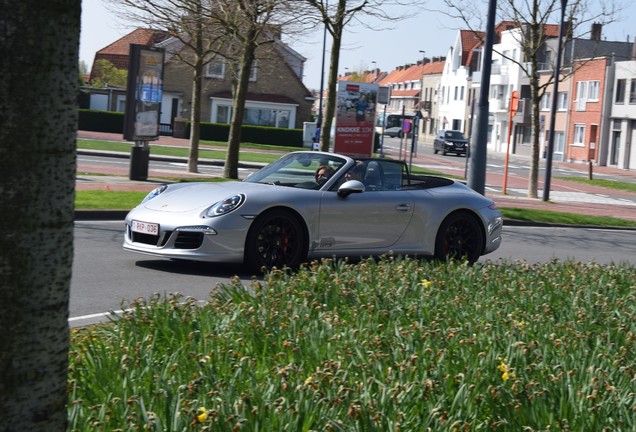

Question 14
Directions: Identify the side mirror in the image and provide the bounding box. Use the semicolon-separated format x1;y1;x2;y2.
337;180;365;197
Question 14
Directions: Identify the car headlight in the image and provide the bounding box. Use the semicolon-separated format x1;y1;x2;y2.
204;194;246;217
141;184;168;203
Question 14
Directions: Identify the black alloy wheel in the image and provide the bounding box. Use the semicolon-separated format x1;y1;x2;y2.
434;212;484;264
245;209;307;273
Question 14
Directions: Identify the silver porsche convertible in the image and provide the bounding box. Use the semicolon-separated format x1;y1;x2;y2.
124;151;502;272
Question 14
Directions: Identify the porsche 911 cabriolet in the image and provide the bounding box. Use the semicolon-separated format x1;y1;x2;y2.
124;151;502;272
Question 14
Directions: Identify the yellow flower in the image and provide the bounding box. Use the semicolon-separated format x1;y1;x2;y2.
304;374;314;385
421;279;432;288
498;360;514;381
196;407;208;422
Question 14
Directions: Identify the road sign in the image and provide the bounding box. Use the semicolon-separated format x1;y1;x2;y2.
402;119;412;133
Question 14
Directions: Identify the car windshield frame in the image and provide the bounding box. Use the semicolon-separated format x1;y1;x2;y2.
243;152;350;189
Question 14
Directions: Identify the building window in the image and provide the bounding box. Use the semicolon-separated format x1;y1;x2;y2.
630;79;636;104
573;124;585;146
214;103;292;128
206;59;225;78
576;81;587;101
541;92;551;111
588;80;600;101
454;86;458;100
557;92;568;110
615;79;626;103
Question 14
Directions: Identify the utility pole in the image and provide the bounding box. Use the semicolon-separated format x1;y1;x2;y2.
468;0;497;194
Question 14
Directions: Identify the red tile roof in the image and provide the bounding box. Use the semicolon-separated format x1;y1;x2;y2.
461;30;485;67
422;60;445;75
89;28;171;82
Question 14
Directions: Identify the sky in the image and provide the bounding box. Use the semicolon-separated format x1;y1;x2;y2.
80;0;636;90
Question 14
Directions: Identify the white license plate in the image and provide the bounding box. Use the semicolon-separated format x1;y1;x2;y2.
131;220;159;235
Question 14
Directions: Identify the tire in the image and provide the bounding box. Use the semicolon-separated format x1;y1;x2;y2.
433;145;438;154
434;212;484;264
245;209;307;273
398;131;404;138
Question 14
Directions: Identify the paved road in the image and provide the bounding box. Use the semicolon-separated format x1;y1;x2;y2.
70;221;635;327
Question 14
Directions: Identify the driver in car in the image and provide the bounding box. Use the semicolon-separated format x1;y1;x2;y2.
315;165;335;186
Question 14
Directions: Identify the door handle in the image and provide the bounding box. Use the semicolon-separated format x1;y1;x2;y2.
395;203;411;212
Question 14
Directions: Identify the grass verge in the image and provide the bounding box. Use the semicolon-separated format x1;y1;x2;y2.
500;207;636;228
68;257;636;431
78;139;295;164
558;176;636;193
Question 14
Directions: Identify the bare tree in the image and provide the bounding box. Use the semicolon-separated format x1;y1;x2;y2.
105;0;227;173
301;0;417;152
214;0;297;179
0;0;79;429
438;0;620;198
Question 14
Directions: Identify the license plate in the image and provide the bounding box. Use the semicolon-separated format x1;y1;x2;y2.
131;220;159;235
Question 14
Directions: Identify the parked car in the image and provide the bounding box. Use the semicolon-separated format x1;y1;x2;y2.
123;151;502;272
434;130;469;156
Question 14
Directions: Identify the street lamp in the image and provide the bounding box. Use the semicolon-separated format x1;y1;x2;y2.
419;50;426;63
543;0;568;201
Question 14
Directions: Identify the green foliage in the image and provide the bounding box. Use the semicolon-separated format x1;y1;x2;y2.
189;122;304;147
68;258;636;430
77;111;304;147
90;59;127;88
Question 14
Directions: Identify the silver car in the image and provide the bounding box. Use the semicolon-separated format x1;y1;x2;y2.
124;151;502;272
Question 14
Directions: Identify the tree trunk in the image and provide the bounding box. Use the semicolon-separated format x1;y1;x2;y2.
188;58;203;173
224;32;257;179
527;24;541;199
0;0;78;429
188;17;204;173
320;22;344;152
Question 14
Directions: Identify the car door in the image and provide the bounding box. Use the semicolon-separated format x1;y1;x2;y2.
316;187;414;251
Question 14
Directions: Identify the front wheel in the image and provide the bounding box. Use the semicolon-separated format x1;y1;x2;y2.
245;209;307;273
434;212;484;264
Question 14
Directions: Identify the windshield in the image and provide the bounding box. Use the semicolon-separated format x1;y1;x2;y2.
244;152;348;189
445;131;466;140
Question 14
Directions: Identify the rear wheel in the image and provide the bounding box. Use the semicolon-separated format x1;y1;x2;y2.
434;212;484;264
245;209;307;273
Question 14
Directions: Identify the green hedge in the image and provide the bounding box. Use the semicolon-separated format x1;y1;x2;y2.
78;110;124;134
78;109;303;147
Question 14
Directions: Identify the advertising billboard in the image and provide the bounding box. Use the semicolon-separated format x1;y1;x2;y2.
333;82;378;157
123;44;165;141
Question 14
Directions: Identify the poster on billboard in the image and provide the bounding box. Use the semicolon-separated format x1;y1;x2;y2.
334;82;378;157
123;44;165;141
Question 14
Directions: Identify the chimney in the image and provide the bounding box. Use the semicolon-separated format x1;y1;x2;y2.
632;36;636;60
591;23;602;41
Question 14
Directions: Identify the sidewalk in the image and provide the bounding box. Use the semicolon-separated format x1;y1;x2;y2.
76;130;636;223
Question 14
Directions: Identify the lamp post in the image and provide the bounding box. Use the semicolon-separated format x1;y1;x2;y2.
543;0;568;201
